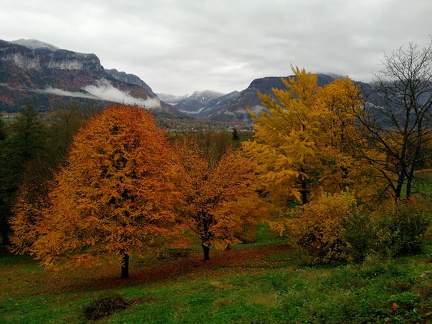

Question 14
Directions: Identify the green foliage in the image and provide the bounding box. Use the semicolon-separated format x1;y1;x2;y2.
231;127;240;142
372;198;431;257
343;209;375;263
0;118;7;141
0;105;46;194
0;105;47;246
43;102;89;168
1;103;90;249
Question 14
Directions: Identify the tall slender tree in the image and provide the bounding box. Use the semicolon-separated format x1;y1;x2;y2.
11;103;90;252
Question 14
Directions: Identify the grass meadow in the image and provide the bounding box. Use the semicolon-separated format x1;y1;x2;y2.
1;235;432;323
2;175;432;323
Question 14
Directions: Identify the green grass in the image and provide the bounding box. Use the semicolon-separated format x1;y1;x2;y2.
1;242;432;323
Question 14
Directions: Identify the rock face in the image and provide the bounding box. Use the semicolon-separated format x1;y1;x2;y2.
104;68;155;95
0;39;372;123
0;39;182;116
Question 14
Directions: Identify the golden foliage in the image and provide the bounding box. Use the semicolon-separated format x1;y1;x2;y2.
244;66;383;207
175;138;269;255
287;191;359;264
11;105;182;270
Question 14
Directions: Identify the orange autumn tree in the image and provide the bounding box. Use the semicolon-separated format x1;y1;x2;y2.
10;105;181;278
175;138;266;260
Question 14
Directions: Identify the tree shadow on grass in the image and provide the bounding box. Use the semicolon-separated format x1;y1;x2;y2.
54;242;293;293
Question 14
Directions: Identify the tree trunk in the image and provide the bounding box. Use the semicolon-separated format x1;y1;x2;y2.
406;165;415;200
395;174;404;202
300;172;308;205
202;244;210;260
201;236;210;260
0;203;11;247
121;253;129;279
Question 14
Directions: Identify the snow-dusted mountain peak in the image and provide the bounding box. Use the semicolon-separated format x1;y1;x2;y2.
11;39;59;51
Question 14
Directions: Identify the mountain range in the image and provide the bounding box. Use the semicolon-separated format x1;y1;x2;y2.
0;39;367;123
0;39;180;117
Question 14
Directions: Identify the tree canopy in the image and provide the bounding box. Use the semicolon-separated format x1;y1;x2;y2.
175;137;267;260
244;67;378;207
11;105;182;278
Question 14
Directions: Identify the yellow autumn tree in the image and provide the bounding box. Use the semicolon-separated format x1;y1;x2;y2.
10;105;182;278
313;77;384;199
244;67;323;206
244;66;381;208
175;138;267;260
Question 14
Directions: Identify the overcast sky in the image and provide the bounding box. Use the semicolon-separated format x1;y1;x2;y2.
1;0;431;95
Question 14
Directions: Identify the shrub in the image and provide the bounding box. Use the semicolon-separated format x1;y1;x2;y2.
83;293;131;321
342;209;375;263
372;198;431;257
293;191;361;264
271;193;431;264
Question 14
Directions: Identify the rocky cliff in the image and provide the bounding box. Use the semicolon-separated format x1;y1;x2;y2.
0;39;182;116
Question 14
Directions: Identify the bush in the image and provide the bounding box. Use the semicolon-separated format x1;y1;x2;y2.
293;191;361;264
83;293;131;321
271;194;431;264
343;210;375;262
372;198;431;257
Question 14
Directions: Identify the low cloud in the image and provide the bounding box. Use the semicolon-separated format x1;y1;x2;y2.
83;79;161;109
39;79;161;109
41;87;96;99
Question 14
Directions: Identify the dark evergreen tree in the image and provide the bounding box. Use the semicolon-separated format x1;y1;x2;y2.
232;127;240;141
6;102;89;248
0;105;46;246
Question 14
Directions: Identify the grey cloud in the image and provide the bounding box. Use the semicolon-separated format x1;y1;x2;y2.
38;80;161;109
40;87;96;99
83;79;161;109
1;0;432;95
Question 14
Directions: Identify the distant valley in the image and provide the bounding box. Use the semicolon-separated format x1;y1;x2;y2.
161;74;353;122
